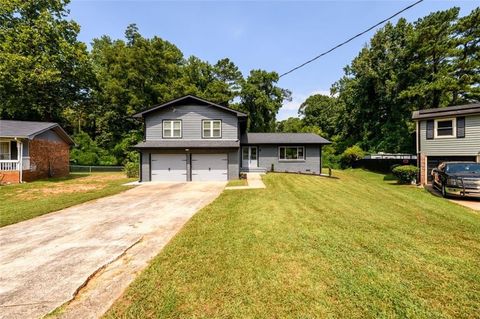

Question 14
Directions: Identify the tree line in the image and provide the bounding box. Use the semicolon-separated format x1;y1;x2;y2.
1;1;479;168
277;7;479;167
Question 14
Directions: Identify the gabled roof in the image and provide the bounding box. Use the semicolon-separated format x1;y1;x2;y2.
133;95;248;118
241;133;331;145
412;103;480;120
0;120;74;145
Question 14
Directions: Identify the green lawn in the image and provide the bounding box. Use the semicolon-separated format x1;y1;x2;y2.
0;173;135;227
105;170;480;318
226;178;248;187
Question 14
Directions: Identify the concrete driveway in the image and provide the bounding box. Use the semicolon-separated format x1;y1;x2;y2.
426;184;480;211
0;182;225;319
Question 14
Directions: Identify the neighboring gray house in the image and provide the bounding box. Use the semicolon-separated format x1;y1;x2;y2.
133;95;331;182
412;103;480;185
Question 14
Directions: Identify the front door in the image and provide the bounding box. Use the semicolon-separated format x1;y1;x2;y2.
242;146;258;168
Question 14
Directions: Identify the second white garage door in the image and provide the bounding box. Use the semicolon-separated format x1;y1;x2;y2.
192;154;228;181
151;154;187;182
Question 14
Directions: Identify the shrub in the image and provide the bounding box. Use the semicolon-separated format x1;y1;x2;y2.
124;162;139;178
392;165;418;184
340;145;365;168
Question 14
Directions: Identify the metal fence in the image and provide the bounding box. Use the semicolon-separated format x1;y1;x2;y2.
70;165;124;173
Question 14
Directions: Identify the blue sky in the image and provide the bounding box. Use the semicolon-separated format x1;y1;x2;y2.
68;0;479;120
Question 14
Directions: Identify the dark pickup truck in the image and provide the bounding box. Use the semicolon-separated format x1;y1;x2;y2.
431;162;480;198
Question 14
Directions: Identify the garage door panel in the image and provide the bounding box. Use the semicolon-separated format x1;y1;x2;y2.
151;154;187;182
192;154;228;181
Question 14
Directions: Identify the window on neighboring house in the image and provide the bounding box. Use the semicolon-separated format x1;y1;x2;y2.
0;141;10;160
163;120;182;138
202;120;222;138
435;118;455;138
279;146;305;161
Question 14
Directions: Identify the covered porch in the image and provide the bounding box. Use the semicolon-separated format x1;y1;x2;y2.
0;138;30;183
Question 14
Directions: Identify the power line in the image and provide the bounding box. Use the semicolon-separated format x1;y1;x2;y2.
279;0;424;78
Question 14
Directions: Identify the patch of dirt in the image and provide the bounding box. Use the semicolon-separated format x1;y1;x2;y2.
15;184;103;200
81;174;124;182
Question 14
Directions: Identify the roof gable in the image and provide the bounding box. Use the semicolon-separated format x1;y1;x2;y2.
241;133;331;145
412;103;480;120
133;95;247;118
0;120;74;145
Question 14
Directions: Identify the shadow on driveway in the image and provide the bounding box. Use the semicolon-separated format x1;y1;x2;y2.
425;184;480;211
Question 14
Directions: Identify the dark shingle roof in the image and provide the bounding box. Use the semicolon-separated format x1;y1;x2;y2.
412;103;480;120
0;120;74;144
133;140;240;149
241;133;331;145
133;95;247;118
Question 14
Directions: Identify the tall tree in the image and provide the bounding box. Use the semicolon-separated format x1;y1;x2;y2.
452;8;480;104
401;8;460;109
298;94;341;139
0;0;94;124
238;70;291;132
90;25;185;149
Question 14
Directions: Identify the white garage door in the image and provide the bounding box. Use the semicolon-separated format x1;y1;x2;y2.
151;154;187;182
192;154;228;181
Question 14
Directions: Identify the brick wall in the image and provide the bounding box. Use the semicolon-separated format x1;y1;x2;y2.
0;171;20;184
23;139;70;182
419;153;427;185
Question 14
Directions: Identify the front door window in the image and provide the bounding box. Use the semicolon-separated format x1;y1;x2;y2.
242;146;258;168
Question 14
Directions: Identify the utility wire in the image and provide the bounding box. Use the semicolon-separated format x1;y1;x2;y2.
279;0;424;78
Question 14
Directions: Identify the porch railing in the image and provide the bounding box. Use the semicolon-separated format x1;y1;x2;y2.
0;160;19;171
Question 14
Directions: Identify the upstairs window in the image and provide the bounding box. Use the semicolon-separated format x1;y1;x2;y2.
435;118;455;138
279;146;304;161
163;120;182;138
202;120;222;138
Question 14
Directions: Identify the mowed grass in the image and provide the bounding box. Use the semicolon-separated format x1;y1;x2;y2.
226;178;248;187
0;173;135;227
105;170;480;319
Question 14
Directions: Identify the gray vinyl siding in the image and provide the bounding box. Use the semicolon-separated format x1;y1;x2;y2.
228;149;240;180
141;150;150;182
145;104;239;140
256;145;322;174
34;130;66;143
419;115;480;156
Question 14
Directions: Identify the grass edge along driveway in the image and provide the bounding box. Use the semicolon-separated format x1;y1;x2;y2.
105;170;480;319
0;173;134;227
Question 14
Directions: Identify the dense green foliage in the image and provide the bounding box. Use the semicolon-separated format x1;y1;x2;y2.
0;1;290;165
0;0;94;123
277;7;480;158
340;145;365;168
392;165;419;184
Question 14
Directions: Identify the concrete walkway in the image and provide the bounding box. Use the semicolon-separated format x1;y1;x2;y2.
225;173;266;190
0;182;225;319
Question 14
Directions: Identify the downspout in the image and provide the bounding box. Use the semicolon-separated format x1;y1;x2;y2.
16;138;23;183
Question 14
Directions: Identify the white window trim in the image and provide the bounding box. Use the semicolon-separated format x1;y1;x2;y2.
278;146;305;161
434;118;456;139
163;120;182;138
202;120;222;139
0;141;11;160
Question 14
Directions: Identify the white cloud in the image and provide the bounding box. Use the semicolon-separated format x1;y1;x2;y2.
277;89;331;120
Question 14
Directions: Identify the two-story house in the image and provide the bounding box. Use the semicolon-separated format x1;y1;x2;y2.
133;95;331;182
412;103;480;185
